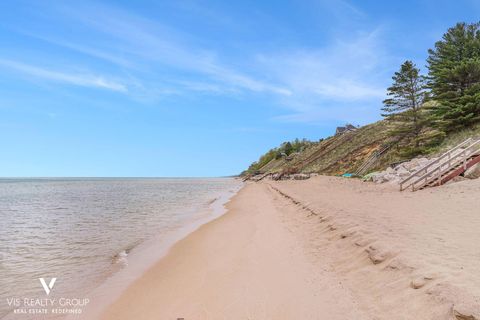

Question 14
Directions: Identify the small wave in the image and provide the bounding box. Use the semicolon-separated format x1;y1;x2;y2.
112;250;129;265
112;241;140;265
207;197;219;205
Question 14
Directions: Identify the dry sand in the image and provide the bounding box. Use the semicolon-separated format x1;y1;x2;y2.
97;176;480;320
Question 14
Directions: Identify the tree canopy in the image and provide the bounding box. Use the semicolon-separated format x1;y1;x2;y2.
427;22;480;131
382;61;430;155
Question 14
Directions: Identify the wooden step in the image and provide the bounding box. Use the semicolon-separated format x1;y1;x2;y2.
439;154;480;185
417;155;480;189
402;138;480;191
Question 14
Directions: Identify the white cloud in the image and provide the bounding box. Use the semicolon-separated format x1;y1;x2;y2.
29;35;133;68
252;28;390;122
0;59;127;92
258;29;387;102
47;2;291;97
6;1;390;123
321;0;366;20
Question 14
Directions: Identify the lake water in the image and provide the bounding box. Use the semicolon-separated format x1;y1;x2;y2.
0;178;242;319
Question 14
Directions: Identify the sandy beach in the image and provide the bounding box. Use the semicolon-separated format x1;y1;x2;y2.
3;3;480;320
98;177;480;320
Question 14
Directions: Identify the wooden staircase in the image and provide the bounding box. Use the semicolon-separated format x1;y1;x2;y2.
354;134;408;176
400;138;480;191
355;144;390;176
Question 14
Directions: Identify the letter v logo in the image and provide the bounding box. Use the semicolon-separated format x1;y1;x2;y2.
39;278;56;295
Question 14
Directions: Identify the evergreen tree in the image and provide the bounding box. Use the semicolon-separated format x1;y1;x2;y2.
382;61;428;154
283;142;293;155
427;22;480;131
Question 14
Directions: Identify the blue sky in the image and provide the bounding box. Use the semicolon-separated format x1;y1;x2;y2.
0;0;478;177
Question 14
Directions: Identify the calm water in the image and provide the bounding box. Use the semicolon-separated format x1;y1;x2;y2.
0;178;242;319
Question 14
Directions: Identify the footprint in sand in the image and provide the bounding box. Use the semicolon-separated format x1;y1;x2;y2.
365;245;392;265
410;273;437;289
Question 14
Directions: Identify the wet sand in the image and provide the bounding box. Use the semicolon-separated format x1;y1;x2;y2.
97;176;480;320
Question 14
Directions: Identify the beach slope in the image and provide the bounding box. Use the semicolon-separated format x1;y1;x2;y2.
100;176;480;320
99;182;367;320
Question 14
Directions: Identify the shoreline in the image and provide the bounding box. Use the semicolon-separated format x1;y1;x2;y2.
96;181;369;320
74;181;243;320
95;176;480;320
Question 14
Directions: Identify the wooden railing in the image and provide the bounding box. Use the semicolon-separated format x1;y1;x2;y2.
399;138;478;191
411;142;480;190
354;145;390;176
355;134;409;177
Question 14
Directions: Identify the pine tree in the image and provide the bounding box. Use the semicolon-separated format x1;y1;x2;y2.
382;61;428;155
427;22;480;132
283;142;293;155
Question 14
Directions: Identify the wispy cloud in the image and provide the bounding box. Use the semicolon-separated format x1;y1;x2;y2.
261;29;386;100
254;28;390;122
20;33;133;68
3;0;389;123
0;58;127;92
41;2;291;97
325;0;366;19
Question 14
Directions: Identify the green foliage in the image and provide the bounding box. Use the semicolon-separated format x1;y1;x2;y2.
274;139;308;159
427;22;480;132
244;21;480;177
245;139;313;174
427;122;480;156
382;61;430;156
